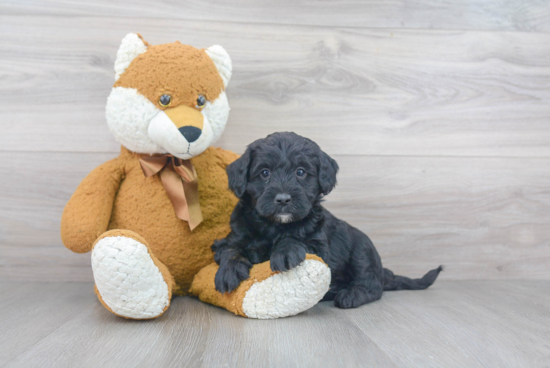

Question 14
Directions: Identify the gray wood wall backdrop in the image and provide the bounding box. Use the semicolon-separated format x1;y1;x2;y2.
1;0;549;282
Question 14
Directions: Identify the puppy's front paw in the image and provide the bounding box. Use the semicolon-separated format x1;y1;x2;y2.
270;241;306;272
215;258;252;294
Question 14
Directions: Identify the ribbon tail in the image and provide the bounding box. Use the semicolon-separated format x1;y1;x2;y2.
183;178;203;230
160;169;191;222
146;156;203;231
172;159;203;230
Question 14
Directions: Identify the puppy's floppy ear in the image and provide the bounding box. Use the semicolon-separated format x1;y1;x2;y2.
318;150;339;195
227;146;252;198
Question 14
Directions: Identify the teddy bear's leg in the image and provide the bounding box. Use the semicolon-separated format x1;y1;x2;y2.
190;254;331;319
91;229;175;319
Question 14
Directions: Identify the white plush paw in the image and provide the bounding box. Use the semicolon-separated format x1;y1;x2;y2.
242;259;331;319
91;236;170;319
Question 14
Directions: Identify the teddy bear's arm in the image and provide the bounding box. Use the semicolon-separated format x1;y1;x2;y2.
60;158;124;253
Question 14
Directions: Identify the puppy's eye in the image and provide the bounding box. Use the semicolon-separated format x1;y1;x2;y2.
196;94;206;108
159;94;171;107
296;168;306;177
260;169;270;178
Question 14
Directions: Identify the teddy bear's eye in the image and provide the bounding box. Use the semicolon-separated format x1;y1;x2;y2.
196;95;206;108
159;94;171;107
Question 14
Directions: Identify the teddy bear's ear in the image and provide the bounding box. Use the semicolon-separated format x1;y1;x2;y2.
114;33;148;81
205;45;232;88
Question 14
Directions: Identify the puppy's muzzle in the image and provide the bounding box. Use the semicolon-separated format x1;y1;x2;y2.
274;193;292;206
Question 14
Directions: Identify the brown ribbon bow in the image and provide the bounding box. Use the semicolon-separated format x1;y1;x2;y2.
139;155;203;230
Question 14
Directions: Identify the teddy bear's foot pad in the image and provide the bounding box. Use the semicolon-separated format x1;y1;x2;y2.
91;236;170;319
242;258;331;319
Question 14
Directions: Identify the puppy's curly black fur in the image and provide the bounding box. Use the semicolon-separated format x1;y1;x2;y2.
213;132;442;309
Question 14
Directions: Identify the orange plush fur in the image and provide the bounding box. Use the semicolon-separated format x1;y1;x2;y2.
114;42;225;111
61;35;240;308
61;146;239;295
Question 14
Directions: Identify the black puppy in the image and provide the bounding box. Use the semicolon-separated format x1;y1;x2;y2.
213;132;442;308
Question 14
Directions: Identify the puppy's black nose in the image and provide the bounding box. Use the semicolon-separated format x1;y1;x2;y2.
274;193;292;205
178;126;202;143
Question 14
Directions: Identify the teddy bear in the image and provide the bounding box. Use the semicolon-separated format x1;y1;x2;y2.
61;33;331;320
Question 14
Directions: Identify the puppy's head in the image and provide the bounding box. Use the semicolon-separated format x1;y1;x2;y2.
227;132;338;223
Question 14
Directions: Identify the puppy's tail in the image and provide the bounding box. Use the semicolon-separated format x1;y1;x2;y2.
383;266;443;291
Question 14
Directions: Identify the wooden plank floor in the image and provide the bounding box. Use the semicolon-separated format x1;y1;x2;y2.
2;15;550;157
3;0;550;32
1;8;550;282
1;280;549;367
1;2;550;366
2;152;550;282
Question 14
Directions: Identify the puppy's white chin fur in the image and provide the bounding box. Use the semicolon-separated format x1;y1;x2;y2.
276;214;293;224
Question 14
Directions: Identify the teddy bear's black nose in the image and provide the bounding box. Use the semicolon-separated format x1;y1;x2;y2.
178;126;201;143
